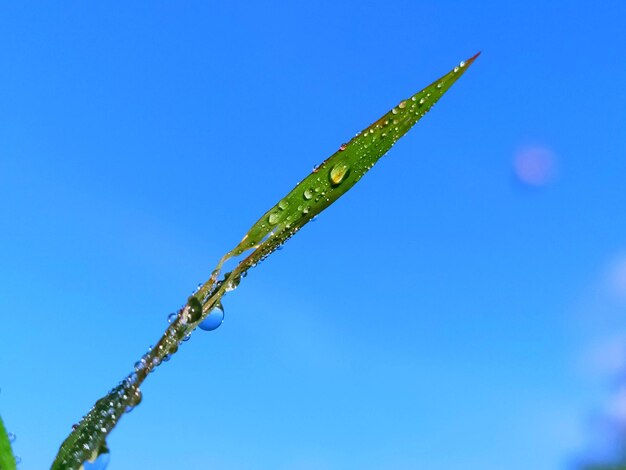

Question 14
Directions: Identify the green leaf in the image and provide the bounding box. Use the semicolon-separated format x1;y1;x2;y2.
52;52;479;469
0;415;17;470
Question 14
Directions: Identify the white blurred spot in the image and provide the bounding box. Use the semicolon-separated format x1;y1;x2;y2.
513;146;556;187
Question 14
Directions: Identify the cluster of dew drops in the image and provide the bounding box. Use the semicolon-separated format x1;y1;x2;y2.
60;282;227;469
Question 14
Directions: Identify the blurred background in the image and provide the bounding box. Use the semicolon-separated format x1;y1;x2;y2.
1;1;625;469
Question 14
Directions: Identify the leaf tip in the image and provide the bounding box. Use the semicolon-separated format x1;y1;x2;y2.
464;51;481;67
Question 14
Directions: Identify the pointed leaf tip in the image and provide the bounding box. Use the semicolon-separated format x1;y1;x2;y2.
464;51;481;67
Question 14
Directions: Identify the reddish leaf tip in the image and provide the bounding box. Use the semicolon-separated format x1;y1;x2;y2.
465;51;481;66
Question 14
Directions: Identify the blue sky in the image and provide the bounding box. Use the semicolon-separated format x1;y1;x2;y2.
1;2;626;469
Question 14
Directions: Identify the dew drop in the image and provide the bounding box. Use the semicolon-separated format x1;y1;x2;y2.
167;312;177;324
339;143;347;151
83;450;110;470
454;66;459;73
398;100;407;109
303;189;313;200
187;296;203;323
460;60;466;67
330;164;350;186
8;432;15;443
278;199;289;210
391;108;398;115
302;206;310;214
268;213;281;225
199;304;225;332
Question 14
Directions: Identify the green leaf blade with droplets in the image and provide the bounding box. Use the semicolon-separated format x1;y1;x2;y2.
0;415;17;470
52;53;479;469
224;52;480;265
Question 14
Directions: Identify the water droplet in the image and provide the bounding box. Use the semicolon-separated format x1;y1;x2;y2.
187;296;203;323
460;60;466;67
83;450;110;470
454;66;459;72
398;100;407;109
391;108;398;115
436;83;442;89
167;312;177;324
329;164;350;186
278;199;289;210
339;143;347;151
15;456;21;465
125;389;142;413
268;213;280;225
8;432;15;443
303;189;313;200
302;206;310;214
199;304;225;331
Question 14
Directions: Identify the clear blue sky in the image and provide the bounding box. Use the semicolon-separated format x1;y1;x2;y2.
1;2;626;469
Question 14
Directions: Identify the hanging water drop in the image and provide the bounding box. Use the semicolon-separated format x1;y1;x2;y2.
7;432;15;443
83;443;110;470
167;312;177;324
199;303;225;331
329;164;350;186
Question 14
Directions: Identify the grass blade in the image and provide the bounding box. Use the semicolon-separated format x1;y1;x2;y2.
0;416;17;470
52;52;479;469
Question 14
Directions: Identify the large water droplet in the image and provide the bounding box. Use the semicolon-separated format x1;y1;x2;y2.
398;100;407;109
83;449;110;470
303;189;313;200
268;213;280;225
167;312;177;324
199;304;225;331
278;199;289;210
329;164;349;186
